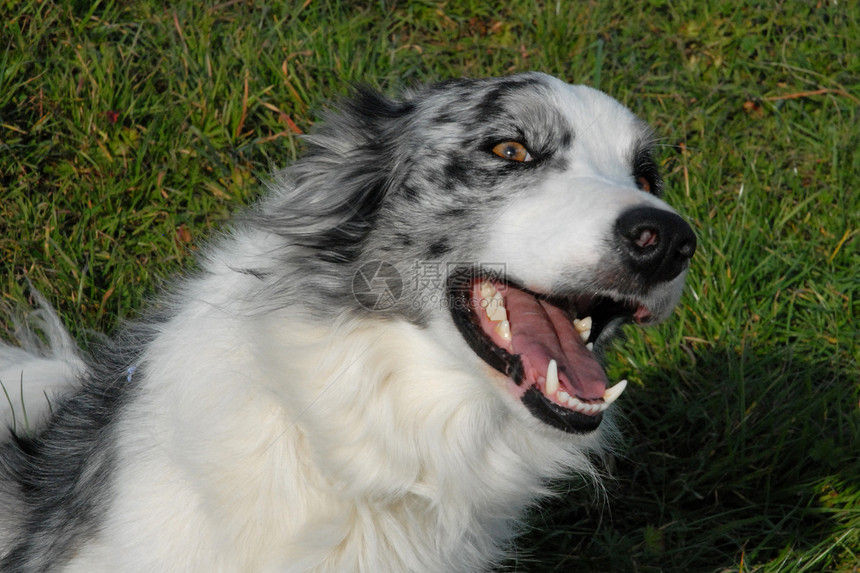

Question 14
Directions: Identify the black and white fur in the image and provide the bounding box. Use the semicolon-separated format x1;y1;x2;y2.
0;73;695;572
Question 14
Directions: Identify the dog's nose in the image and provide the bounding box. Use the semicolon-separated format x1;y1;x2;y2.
614;206;697;284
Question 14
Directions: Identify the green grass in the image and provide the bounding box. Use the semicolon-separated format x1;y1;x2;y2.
1;1;858;571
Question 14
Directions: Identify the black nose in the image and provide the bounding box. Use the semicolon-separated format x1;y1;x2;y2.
614;206;697;284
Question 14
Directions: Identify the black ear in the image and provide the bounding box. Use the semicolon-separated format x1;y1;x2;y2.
341;85;417;131
255;87;415;264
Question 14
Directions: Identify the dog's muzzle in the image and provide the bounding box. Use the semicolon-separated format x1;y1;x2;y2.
446;206;696;435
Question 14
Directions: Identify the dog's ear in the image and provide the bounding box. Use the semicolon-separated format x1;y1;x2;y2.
256;87;414;264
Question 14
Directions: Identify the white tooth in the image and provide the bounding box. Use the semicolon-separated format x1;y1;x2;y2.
490;305;507;322
486;292;507;321
573;316;592;343
495;320;512;342
602;379;628;405
558;390;570;403
573;316;592;332
586;342;594;352
484;297;497;318
485;297;507;322
480;281;497;299
545;359;559;396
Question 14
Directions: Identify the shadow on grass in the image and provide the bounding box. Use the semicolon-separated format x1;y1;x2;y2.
506;342;859;572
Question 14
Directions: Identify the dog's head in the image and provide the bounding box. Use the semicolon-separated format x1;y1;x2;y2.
258;72;696;436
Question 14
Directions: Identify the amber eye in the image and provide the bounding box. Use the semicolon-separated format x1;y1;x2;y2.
635;175;651;192
492;141;533;162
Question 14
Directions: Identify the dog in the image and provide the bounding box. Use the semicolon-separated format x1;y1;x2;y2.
0;72;695;572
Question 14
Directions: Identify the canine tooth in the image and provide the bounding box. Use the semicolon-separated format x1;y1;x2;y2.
573;316;592;342
545;360;559;396
602;379;628;405
495;320;512;342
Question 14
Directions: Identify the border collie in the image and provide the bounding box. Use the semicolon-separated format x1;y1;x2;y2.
0;72;695;572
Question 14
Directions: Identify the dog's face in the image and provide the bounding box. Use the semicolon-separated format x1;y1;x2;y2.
265;73;696;436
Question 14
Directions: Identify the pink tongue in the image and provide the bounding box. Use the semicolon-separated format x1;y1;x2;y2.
503;287;608;400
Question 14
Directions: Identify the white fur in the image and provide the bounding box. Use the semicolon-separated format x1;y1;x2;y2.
0;74;691;571
0;296;85;429
50;228;607;572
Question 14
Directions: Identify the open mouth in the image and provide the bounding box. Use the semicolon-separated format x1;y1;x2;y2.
447;271;651;434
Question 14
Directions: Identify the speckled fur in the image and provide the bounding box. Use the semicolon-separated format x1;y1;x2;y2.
0;73;690;572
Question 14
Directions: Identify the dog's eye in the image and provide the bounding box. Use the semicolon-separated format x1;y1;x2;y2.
492;141;533;162
635;176;652;192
